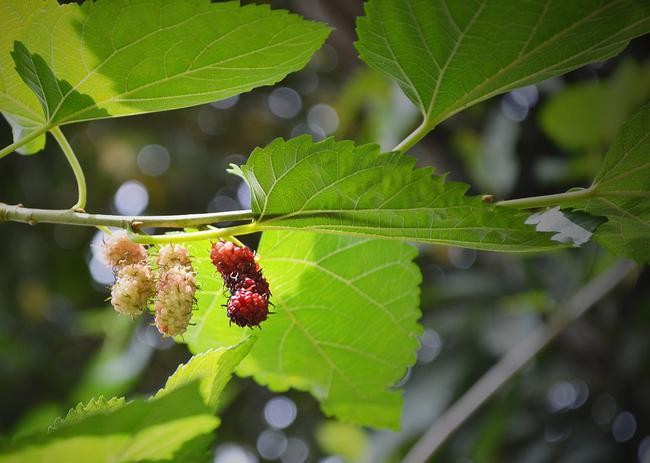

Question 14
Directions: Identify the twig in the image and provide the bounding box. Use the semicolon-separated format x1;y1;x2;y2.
402;259;637;463
0;203;254;229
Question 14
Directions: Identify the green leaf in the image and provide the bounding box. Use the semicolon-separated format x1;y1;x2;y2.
1;334;253;461
48;396;126;433
0;1;49;154
155;337;255;410
0;383;217;463
355;0;650;127
567;103;650;263
230;136;560;252
183;232;423;429
539;58;650;151
0;0;329;152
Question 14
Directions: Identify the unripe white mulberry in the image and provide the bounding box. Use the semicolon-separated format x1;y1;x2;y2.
103;232;148;269
157;244;191;271
155;266;196;336
110;263;155;317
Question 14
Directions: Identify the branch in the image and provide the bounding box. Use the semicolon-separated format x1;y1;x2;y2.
0;203;254;229
402;258;637;463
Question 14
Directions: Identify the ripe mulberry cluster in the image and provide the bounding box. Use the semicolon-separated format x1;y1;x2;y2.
155;245;196;337
103;235;196;337
210;240;271;327
104;232;154;317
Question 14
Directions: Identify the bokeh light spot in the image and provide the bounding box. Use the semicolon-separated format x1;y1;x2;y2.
257;429;288;460
417;329;442;363
137;144;170;176
214;443;258;463
268;87;302;119
114;180;148;215
281;438;309;463
612;411;636;442
307;104;339;135
211;95;240;109
264;396;297;429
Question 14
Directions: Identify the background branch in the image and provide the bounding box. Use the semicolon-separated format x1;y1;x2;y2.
402;258;638;463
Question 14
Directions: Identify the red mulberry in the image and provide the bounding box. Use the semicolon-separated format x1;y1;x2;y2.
227;289;269;328
210;240;257;280
210;240;272;327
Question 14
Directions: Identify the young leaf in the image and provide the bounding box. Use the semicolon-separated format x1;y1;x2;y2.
355;0;650;128
48;396;126;432
566;103;650;263
183;232;423;429
0;0;329;153
155;337;256;410
230;136;561;252
0;383;217;463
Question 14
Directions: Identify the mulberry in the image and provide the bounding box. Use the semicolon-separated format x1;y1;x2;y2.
110;263;155;317
103;232;148;269
210;239;271;327
157;244;191;271
210;240;257;282
227;289;269;328
154;265;196;337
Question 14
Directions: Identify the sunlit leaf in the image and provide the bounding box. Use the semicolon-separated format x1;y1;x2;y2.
48;396;126;433
230;136;560;252
356;0;650;128
156;337;255;410
183;232;422;429
0;334;254;461
0;1;48;154
0;384;217;463
0;0;329;153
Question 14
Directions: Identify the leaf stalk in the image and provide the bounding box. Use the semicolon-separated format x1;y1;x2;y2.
393;119;434;153
50;126;87;210
0;125;50;159
496;187;596;209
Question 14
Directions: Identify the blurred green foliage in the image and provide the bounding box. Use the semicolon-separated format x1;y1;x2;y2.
540;59;650;153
